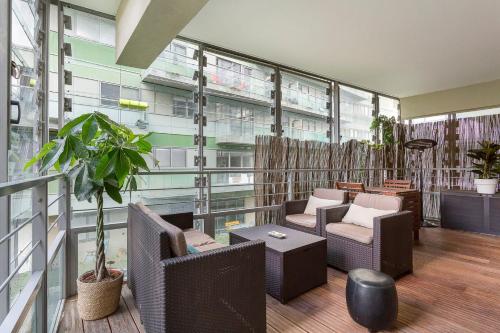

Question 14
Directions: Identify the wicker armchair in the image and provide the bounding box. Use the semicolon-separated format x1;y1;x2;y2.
128;203;266;333
282;188;349;235
323;193;413;278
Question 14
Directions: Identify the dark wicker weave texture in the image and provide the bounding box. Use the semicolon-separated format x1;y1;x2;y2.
128;203;266;333
324;205;413;278
282;191;349;236
230;226;327;304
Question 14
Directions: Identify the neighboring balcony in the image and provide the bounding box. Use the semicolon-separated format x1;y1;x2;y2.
214;118;268;145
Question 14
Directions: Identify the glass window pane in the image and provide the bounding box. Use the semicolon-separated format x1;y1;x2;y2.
339;85;374;143
171;149;186;168
76;12;100;42
456;107;500;119
379;95;399;119
281;72;330;142
205;51;274;104
100;18;115;46
121;87;139;100
47;248;63;332
155;148;171;168
230;153;242;168
78;228;127;276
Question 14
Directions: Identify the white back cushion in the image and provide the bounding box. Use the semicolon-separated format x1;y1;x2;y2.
304;195;342;216
342;204;397;229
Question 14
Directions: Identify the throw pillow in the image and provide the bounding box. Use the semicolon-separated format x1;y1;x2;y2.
187;244;200;254
342;204;397;229
304;195;342;216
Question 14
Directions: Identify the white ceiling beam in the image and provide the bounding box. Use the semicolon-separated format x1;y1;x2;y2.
115;0;208;68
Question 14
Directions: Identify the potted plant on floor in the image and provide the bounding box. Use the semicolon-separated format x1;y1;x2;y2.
467;140;500;195
25;112;154;320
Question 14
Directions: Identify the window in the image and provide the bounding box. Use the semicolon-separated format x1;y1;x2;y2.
172;43;187;63
171;149;187;167
76;12;100;42
153;148;187;168
230;154;242;168
242;153;253;168
339;85;374;143
154;148;171;168
216;151;230;168
100;82;120;106
121;87;140;101
173;96;194;118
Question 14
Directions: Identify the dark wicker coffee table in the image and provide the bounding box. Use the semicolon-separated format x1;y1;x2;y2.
230;224;327;303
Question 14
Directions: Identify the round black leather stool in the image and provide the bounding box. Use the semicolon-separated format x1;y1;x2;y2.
346;269;398;332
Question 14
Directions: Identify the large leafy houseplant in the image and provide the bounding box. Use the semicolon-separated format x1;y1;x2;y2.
370;115;397;145
25;112;154;319
466;140;500;194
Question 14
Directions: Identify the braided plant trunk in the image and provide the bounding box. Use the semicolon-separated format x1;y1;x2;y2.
95;188;108;281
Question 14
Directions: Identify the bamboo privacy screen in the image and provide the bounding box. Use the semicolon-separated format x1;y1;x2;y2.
253;113;499;224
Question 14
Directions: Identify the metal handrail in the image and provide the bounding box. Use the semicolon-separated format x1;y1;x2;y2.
0;172;66;197
0;212;42;245
0;241;41;293
47;193;65;208
138;167;474;176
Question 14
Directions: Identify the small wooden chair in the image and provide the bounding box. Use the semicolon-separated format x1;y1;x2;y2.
335;182;366;201
383;179;412;189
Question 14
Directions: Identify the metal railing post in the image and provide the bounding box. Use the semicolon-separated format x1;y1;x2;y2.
0;0;12;321
33;181;48;333
204;172;215;238
61;176;72;298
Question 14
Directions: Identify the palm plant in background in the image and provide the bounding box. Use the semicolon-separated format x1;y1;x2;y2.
467;140;500;179
467;140;500;194
25;112;154;282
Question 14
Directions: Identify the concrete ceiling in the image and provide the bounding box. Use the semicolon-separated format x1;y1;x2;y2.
67;0;500;97
180;0;500;97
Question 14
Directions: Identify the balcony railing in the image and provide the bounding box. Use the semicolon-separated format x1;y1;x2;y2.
0;166;480;331
0;172;70;332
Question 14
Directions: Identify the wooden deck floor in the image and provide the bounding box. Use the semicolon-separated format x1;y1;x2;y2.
58;228;500;332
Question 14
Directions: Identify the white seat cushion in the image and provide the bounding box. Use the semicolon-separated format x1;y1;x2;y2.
304;195;342;215
326;223;374;244
342;204;397;229
285;214;317;228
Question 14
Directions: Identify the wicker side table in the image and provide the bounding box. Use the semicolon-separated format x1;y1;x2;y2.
230;224;327;303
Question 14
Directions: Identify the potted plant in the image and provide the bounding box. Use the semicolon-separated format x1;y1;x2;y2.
370;115;397;145
25;112;154;320
467;140;500;195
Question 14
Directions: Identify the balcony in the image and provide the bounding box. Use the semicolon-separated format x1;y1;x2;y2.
3;2;500;332
2;167;499;332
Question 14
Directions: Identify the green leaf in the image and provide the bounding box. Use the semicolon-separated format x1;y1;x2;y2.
58;138;73;172
95;114;118;138
104;180;122;204
95;150;118;179
136;139;152;153
130;175;137;191
40;138;67;173
74;164;98;201
115;150;130;187
124;148;149;171
81;116;98;144
24;141;56;171
58;114;91;137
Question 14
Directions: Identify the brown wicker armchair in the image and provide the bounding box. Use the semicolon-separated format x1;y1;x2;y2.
282;188;349;235
128;203;266;333
323;193;413;278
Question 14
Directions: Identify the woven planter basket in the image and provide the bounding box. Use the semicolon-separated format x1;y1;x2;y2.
77;269;124;320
